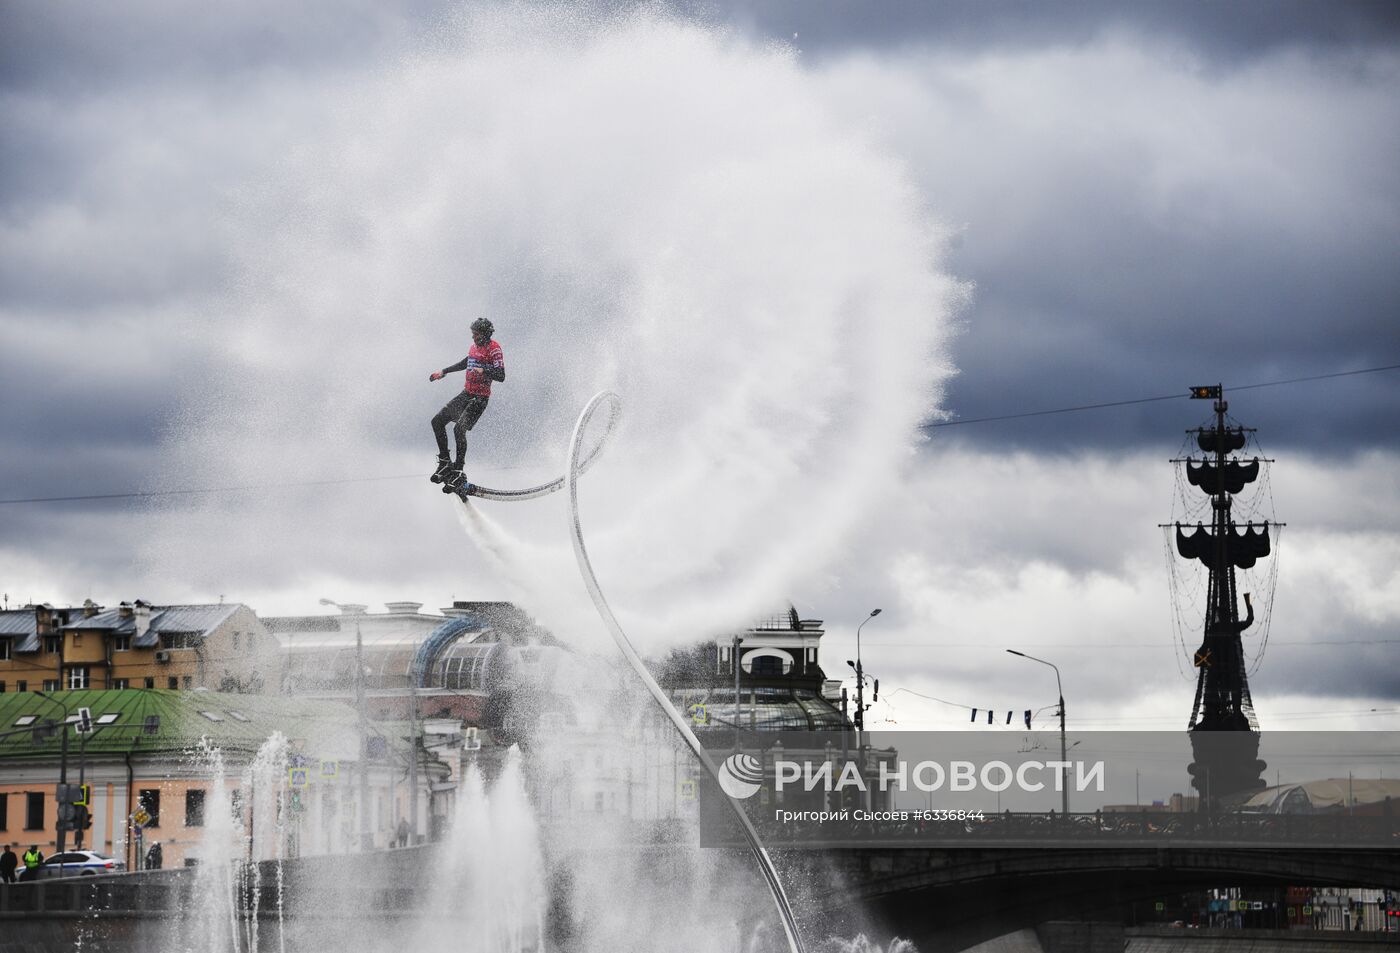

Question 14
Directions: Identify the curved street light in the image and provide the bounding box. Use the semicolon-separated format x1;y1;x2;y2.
1006;649;1069;817
852;609;882;736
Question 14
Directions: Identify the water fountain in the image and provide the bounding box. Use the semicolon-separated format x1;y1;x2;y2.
144;4;957;950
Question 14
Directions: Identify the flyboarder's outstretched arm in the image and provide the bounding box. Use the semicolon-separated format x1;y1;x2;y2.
434;355;512;380
429;355;505;382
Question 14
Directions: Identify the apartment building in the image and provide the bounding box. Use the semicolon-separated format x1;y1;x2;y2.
0;601;279;695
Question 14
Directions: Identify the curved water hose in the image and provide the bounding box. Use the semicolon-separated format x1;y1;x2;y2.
564;391;807;953
460;400;622;501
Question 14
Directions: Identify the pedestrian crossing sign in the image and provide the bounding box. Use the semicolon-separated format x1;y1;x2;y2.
320;760;339;779
679;780;697;800
288;767;310;788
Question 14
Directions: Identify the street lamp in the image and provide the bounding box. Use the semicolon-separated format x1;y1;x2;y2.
851;609;882;736
1006;649;1069;817
33;692;73;852
321;598;374;851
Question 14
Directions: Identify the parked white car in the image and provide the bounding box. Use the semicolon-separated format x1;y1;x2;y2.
22;850;126;880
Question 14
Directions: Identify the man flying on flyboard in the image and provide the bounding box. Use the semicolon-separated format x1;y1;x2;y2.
428;317;504;495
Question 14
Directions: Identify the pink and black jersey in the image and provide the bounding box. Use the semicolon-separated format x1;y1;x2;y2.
462;339;504;397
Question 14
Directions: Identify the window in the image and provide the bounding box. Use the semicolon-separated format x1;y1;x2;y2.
113;635;131;652
25;792;44;829
138;789;160;827
182;676;193;690
159;632;198;650
0;681;6;693
43;635;60;654
167;677;178;690
17;680;26;693
113;679;129;690
185;789;206;827
0;641;11;661
144;677;154;689
67;667;89;690
42;680;59;693
0;792;7;830
232;631;240;651
247;632;257;653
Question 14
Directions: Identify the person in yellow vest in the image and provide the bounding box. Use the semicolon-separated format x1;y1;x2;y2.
21;845;43;881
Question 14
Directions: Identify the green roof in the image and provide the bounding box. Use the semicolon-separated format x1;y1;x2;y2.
0;689;369;763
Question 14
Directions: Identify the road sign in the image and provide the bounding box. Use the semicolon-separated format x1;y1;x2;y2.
288;767;310;788
687;703;708;726
678;780;697;800
290;753;309;768
1154;902;1165;912
1303;905;1313;916
319;760;339;779
131;808;151;828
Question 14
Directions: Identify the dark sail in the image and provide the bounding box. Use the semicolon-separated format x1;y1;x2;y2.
1185;458;1260;495
1175;521;1271;569
1197;426;1246;454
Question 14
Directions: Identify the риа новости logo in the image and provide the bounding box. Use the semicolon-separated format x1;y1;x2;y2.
717;753;765;799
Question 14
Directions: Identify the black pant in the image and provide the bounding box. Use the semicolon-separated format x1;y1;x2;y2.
432;392;489;464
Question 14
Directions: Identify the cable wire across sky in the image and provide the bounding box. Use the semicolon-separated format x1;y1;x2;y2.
3;360;1397;506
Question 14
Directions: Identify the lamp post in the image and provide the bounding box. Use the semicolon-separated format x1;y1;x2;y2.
850;609;882;738
34;692;72;853
848;609;881;811
1006;649;1069;817
321;598;374;851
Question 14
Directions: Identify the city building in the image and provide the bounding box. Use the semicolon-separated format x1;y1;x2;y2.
0;601;278;695
0;689;449;869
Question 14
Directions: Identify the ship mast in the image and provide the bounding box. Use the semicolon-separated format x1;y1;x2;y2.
1172;385;1276;809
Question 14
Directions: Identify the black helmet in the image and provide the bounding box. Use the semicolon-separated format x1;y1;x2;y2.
471;317;494;337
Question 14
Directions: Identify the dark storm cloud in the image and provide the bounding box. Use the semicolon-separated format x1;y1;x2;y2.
692;0;1400;61
0;0;456;92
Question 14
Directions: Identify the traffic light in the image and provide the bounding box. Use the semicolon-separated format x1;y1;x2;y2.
74;805;92;830
74;784;90;807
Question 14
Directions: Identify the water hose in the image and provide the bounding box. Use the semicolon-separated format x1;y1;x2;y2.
563;391;806;953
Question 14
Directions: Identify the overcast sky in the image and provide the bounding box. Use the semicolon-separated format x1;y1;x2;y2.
2;1;1397;740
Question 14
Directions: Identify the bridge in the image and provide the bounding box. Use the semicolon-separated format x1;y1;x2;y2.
1;837;1396;953
807;846;1400;953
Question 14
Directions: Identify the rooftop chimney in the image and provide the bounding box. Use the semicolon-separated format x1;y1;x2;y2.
337;604;368;616
82;599;99;618
133;601;152;640
384;602;423;615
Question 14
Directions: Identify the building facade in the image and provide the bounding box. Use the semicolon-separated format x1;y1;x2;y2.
0;689;448;869
0;601;278;695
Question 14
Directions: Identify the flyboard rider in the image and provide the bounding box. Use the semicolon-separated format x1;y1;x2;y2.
428;317;504;494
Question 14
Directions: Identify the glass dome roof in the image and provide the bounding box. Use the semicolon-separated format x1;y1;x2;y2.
673;687;848;731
